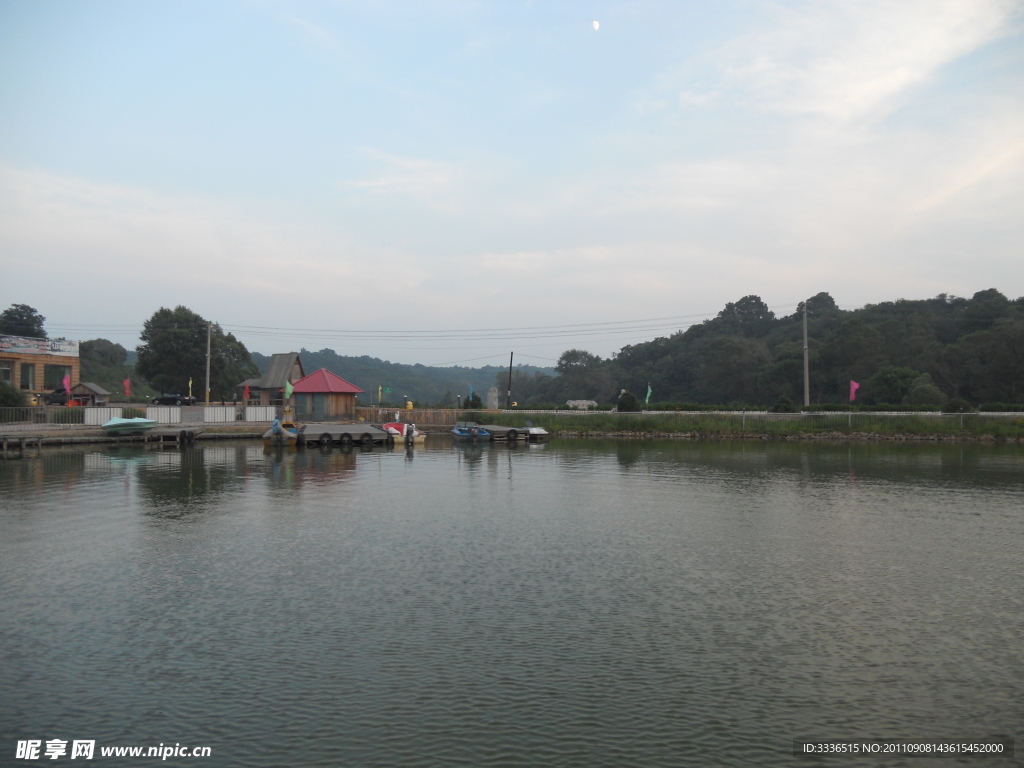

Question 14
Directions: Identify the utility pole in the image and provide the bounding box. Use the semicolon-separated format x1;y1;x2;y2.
205;322;212;406
802;301;810;408
506;352;514;409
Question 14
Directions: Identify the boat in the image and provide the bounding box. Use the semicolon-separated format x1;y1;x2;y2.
451;421;492;441
383;422;425;444
101;417;158;436
262;407;304;448
467;421;550;442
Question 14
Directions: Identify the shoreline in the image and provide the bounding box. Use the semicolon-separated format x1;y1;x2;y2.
551;430;1015;442
2;425;1020;452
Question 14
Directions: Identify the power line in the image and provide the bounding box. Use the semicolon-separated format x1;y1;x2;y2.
44;300;814;352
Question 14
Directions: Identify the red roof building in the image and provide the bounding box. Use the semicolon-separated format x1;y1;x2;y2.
290;368;363;420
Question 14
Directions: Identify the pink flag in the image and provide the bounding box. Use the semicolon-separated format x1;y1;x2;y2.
849;380;860;401
62;374;71;393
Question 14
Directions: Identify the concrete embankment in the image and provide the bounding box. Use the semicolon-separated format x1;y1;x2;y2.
0;424;264;451
552;429;1011;442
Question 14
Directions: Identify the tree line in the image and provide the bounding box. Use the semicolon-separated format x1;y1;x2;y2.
4;291;1023;409
497;290;1024;408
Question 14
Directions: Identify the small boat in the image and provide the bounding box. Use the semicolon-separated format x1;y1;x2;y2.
526;426;549;439
451;421;492;441
102;417;158;436
262;407;303;448
383;422;425;444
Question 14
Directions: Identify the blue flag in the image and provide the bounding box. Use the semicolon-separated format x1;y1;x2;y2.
645;383;652;405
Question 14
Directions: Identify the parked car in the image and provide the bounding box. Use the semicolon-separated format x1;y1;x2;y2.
42;387;70;405
152;393;197;406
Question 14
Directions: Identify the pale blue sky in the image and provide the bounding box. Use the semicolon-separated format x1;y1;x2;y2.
2;0;1023;364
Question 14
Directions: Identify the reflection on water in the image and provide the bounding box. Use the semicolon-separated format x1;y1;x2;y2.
1;438;1022;767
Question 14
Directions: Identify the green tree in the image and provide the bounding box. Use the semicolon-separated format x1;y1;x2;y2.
0;304;46;338
80;339;145;398
0;379;27;407
717;295;775;337
697;336;771;403
556;349;601;395
770;395;796;413
794;292;839;319
81;338;127;367
616;390;641;412
136;306;258;400
907;373;946;406
864;366;920;404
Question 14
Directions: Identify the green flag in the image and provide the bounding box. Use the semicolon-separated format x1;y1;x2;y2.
645;383;652;405
284;381;293;399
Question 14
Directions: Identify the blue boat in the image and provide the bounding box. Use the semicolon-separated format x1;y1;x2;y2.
451;421;492;441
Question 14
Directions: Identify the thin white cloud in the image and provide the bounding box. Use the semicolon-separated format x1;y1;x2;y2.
0;165;415;312
722;0;1019;122
913;135;1024;212
285;14;338;48
347;150;466;212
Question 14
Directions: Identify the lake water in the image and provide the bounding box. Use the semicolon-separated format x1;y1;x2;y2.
1;439;1021;766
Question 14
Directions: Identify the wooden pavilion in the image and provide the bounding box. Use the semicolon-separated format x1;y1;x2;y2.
291;369;364;421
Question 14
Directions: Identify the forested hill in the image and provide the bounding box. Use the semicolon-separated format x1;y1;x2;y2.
520;290;1024;407
251;348;554;406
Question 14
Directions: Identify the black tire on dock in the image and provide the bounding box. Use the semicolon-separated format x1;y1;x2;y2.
179;430;187;443
319;432;333;446
506;429;518;442
187;431;196;443
339;433;353;445
386;435;395;447
360;433;373;445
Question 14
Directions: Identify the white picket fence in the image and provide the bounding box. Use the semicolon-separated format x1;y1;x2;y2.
146;406;181;424
204;406;236;423
84;407;123;426
245;406;276;422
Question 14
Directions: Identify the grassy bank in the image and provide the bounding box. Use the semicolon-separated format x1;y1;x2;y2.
469;411;1024;439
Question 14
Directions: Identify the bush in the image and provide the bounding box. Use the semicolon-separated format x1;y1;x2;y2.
0;380;27;407
907;373;947;406
978;402;1024;412
616;390;641;412
770;396;796;413
123;407;146;418
942;397;973;413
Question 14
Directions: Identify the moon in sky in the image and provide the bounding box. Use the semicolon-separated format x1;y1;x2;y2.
593;20;600;30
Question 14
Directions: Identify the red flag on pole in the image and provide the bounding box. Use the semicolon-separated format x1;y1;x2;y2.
123;378;131;397
849;380;860;401
243;382;250;402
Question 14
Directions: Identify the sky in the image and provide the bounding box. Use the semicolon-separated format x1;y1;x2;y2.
1;0;1023;367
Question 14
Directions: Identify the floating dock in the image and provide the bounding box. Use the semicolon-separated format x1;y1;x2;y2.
303;423;394;447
